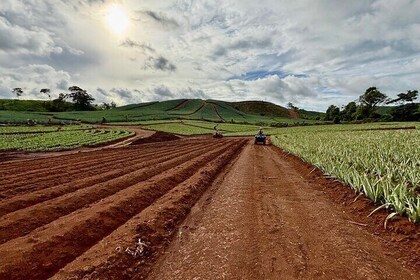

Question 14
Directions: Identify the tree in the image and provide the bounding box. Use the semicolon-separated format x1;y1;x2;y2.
287;102;298;111
99;101;117;110
388;90;419;121
324;105;340;121
40;88;51;100
68;86;95;110
12;88;23;99
341;101;357;121
359;87;387;118
47;93;71;112
387;90;418;104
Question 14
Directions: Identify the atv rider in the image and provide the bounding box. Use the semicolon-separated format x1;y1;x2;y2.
258;127;264;135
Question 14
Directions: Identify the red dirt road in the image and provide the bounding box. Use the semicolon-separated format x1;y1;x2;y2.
0;139;418;279
149;143;419;280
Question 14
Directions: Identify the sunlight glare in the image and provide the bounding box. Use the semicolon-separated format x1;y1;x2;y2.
106;5;129;35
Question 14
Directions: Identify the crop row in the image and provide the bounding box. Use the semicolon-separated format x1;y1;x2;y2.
272;129;420;223
0;129;134;151
0;125;92;134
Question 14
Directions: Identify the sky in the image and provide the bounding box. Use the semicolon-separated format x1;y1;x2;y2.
0;0;419;111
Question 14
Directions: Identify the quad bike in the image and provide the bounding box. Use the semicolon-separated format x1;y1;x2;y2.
213;131;223;138
255;133;266;145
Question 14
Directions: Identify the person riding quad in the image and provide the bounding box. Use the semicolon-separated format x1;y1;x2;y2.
213;124;223;138
255;127;266;144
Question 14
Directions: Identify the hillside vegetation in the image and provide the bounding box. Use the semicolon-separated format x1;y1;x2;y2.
0;99;316;125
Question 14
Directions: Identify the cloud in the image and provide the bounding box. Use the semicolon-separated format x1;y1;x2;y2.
0;64;71;99
137;10;180;29
110;88;133;99
0;16;61;56
145;56;177;72
120;39;155;53
0;0;419;111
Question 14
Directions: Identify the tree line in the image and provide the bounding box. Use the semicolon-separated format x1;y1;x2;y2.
324;87;419;123
11;87;116;111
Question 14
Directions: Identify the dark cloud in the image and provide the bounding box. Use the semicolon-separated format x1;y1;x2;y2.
145;56;177;72
212;37;273;58
110;88;133;99
120;39;155;53
136;10;180;29
56;79;69;90
154;86;174;98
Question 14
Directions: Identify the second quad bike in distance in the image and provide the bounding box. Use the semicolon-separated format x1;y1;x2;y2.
213;124;223;138
255;127;266;145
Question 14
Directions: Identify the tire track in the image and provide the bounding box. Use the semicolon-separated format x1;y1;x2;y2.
0;141;226;244
0;140;240;280
0;142;212;216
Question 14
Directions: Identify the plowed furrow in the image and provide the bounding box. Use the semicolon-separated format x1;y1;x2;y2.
0;142;211;217
0;141;199;188
0;139;192;178
53;139;246;280
0;141;227;243
0;146;133;176
0;140;240;280
0;141;203;196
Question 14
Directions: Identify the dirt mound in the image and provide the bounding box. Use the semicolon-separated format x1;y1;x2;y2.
131;131;181;145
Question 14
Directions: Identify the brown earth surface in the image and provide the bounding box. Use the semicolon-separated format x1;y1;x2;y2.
0;138;418;280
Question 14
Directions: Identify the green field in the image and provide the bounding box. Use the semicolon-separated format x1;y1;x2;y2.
0;99;315;125
0;125;134;151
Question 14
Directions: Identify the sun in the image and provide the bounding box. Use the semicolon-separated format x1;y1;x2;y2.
106;5;129;35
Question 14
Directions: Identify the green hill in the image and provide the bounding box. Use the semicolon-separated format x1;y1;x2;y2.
0;99;320;125
229;101;292;118
0;99;52;112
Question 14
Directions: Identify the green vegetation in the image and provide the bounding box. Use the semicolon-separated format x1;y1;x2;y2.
229;100;291;118
271;126;420;223
0;126;133;151
109;120;417;136
0;99;316;125
0;125;92;134
325;88;419;122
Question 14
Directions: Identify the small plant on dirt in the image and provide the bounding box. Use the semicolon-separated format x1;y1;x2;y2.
125;239;148;257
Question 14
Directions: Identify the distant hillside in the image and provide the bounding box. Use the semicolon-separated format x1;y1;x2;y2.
298;109;325;120
0;99;74;112
229;101;293;118
0;98;321;124
0;99;51;112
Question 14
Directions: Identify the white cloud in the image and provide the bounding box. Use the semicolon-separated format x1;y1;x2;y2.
0;0;418;111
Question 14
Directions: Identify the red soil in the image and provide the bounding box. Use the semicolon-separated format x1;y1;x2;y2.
0;139;418;280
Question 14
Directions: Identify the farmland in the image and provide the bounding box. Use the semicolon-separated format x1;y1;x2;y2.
0;138;247;279
0;126;134;151
271;128;420;223
0;133;418;279
0;99;314;125
0;121;419;279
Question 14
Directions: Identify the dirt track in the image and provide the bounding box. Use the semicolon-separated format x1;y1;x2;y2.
0;139;418;279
